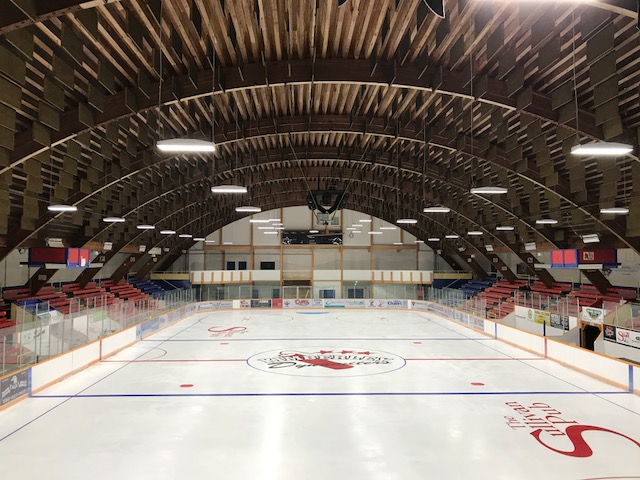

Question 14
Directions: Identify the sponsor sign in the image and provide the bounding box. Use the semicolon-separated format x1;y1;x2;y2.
199;301;223;311
271;299;283;309
251;299;272;309
603;324;616;343
0;370;29;406
247;347;406;377
410;300;429;310
616;328;640;349
526;308;551;325
324;299;346;308
469;315;485;331
549;314;570;331
139;317;160;338
239;300;251;309
283;299;315;309
504;400;640;458
581;307;604;324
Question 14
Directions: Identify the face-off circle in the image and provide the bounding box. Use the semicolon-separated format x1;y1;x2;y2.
247;347;406;377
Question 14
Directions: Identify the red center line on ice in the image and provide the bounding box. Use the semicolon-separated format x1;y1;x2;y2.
404;357;545;361
101;359;247;363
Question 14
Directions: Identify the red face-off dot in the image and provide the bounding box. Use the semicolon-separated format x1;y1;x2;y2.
180;384;194;388
470;382;485;386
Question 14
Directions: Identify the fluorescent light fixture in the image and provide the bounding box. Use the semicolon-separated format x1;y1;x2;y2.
525;242;537;251
428;237;440;242
193;238;206;242
274;227;285;230
470;187;508;195
309;229;320;233
368;231;382;235
48;204;77;212
359;219;372;223
103;217;125;223
160;230;176;235
235;206;261;213
467;231;484;236
379;226;397;230
250;219;270;223
352;224;363;227
496;226;515;231
211;185;247;194
536;219;558;225
352;230;362;234
157;138;216;152
423;206;451;213
268;219;282;222
178;234;192;238
393;242;403;245
223;242;233;245
581;234;600;244
264;231;279;235
415;240;424;243
570;142;633;156
205;240;216;244
346;227;357;231
397;218;418;224
258;226;275;230
600;207;629;215
445;234;459;239
485;244;494;252
136;224;155;230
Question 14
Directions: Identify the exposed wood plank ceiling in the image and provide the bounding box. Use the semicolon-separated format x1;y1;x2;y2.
0;0;639;273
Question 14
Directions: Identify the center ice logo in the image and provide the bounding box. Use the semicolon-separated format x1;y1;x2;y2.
247;348;406;377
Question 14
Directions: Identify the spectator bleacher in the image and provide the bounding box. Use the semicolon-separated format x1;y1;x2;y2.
102;280;148;301
460;278;496;297
478;279;528;319
128;279;167;296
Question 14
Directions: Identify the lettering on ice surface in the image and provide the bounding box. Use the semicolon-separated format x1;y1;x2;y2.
504;401;640;458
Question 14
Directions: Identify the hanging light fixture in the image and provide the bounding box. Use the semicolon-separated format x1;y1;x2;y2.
470;186;507;195
136;224;156;230
467;231;484;236
157;139;215;153
397;218;418;224
571;142;632;156
103;216;125;223
496;226;515;231
179;233;193;238
48;204;77;212
536;218;558;225
600;207;629;215
423;206;451;213
235;206;261;213
445;234;459;239
211;185;247;194
160;229;176;235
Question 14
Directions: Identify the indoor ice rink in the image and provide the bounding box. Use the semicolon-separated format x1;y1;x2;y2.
1;308;639;480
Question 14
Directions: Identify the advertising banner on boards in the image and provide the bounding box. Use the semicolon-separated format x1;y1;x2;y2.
581;307;604;324
271;299;283;309
603;324;616;343
251;300;272;309
616;328;640;349
0;369;29;406
550;314;570;331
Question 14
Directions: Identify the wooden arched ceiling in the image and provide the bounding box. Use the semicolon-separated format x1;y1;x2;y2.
0;0;639;268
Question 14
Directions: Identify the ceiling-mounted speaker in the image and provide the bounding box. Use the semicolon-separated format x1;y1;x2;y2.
423;0;445;18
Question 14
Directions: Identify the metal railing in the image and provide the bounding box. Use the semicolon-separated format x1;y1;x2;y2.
424;287;487;318
1;288;197;376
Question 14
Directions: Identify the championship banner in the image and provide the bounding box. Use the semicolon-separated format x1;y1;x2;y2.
0;369;29;406
581;307;604;324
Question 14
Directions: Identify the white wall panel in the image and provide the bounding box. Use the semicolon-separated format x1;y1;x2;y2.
314;248;340;270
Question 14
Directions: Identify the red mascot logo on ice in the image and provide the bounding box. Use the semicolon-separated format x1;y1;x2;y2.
504;401;640;457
